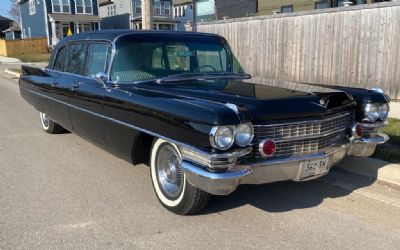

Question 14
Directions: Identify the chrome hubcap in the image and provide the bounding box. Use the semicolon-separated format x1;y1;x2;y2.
41;113;50;128
156;143;183;199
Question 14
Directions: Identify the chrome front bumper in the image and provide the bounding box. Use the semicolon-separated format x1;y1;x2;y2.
181;133;389;195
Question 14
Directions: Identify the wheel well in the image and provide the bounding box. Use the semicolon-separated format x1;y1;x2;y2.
131;133;154;166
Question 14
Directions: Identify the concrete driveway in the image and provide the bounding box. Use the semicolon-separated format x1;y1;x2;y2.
1;64;400;249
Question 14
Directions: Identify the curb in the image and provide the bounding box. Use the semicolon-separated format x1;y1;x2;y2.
389;102;400;119
5;69;21;78
337;157;400;187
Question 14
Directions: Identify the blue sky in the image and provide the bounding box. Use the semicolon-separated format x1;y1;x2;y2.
0;1;12;19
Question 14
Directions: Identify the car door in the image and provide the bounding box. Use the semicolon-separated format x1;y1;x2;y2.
64;42;111;145
41;45;73;131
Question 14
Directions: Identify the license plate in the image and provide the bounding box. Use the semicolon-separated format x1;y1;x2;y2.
300;157;330;179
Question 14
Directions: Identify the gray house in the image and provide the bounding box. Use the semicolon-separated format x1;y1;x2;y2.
17;0;101;46
100;0;178;30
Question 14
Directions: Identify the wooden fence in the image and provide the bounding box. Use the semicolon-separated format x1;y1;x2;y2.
197;2;400;99
0;37;49;57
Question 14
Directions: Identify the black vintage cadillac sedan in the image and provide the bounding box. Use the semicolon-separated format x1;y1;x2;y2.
19;30;390;214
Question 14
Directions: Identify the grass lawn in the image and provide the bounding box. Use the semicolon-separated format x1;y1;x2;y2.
13;53;51;63
373;118;400;164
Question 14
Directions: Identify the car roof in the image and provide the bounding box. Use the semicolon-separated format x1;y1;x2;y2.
56;30;223;47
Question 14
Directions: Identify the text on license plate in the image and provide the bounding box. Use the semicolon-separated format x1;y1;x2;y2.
300;157;330;179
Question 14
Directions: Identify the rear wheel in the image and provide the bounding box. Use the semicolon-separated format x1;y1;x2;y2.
39;112;66;134
150;138;211;215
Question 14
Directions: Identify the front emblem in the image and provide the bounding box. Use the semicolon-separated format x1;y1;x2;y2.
312;99;330;108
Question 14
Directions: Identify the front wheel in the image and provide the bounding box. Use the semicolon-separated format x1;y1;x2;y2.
39;112;66;134
150;138;211;215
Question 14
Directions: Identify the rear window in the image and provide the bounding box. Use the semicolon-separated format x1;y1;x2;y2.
53;46;67;71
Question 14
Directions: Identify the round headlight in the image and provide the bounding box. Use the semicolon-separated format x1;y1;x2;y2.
210;126;234;150
378;103;389;121
235;123;254;147
364;103;379;122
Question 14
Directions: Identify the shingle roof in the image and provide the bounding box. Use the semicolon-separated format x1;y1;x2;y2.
3;24;21;33
0;15;14;23
99;0;114;6
173;0;193;6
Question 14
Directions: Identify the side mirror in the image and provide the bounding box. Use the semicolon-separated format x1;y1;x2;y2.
95;72;109;86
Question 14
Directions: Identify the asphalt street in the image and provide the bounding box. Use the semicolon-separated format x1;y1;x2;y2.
1;63;400;250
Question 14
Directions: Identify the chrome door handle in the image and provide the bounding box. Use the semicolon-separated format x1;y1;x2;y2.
72;81;82;89
51;81;58;87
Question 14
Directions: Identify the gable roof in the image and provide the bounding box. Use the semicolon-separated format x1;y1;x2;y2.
173;0;193;5
0;15;14;23
99;0;114;6
3;24;21;33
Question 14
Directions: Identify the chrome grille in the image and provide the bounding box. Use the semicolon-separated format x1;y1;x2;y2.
254;112;353;158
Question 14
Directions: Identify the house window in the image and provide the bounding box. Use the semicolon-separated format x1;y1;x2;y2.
281;5;293;13
135;0;141;14
52;0;70;13
181;6;185;17
76;0;93;14
164;1;171;15
315;1;330;9
29;0;36;15
108;4;116;16
155;0;161;15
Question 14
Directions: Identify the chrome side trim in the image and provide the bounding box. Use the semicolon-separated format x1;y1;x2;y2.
24;88;252;169
24;88;199;151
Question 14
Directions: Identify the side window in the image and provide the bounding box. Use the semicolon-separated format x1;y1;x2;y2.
86;43;111;77
65;43;88;75
53;46;67;71
166;44;190;71
152;47;165;70
197;50;227;72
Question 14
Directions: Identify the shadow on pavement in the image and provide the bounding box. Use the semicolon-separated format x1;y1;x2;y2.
199;169;376;215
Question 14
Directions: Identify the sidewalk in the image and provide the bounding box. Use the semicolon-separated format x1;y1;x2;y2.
390;101;400;119
0;55;21;64
338;157;400;187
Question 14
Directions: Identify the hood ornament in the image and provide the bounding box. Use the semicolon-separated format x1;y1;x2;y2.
225;103;239;114
312;99;330;108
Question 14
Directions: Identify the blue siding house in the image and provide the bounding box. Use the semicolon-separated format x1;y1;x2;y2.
17;0;101;47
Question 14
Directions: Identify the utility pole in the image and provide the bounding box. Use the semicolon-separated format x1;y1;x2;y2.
142;0;153;30
192;0;197;32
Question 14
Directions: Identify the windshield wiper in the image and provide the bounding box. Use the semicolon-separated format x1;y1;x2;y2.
130;72;251;85
156;72;251;84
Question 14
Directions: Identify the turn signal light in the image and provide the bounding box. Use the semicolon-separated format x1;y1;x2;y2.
259;139;276;157
351;123;363;139
356;124;363;137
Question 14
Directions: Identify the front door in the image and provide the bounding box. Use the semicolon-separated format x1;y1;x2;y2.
63;42;112;145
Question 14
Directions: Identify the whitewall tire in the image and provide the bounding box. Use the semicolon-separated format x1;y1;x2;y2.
39;112;66;134
150;138;211;215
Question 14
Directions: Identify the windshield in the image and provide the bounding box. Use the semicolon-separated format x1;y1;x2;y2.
111;34;246;83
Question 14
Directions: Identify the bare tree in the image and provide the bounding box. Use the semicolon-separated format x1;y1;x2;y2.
9;0;20;24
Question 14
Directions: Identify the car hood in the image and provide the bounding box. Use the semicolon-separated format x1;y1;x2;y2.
119;78;356;124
